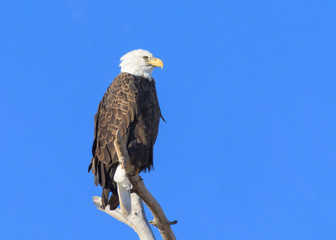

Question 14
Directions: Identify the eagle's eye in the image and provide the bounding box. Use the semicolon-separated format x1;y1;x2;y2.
143;56;149;60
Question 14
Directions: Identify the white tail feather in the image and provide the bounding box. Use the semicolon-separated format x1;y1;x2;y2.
114;165;132;215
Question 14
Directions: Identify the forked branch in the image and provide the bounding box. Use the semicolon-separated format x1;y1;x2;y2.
93;193;155;240
92;130;177;240
114;130;177;240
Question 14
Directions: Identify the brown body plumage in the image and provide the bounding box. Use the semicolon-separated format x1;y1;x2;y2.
88;72;162;209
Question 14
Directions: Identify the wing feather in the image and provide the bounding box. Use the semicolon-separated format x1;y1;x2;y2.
89;72;162;209
90;73;138;189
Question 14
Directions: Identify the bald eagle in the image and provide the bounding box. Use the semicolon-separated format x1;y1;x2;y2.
88;49;164;211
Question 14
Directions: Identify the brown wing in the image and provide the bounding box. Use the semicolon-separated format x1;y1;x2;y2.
88;72;162;209
126;76;161;171
89;72;138;189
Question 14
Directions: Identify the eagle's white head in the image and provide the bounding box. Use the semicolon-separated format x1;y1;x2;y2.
119;49;163;80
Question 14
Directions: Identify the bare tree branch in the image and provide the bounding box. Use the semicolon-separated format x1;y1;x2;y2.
92;129;177;240
93;196;131;226
114;130;177;240
92;193;155;240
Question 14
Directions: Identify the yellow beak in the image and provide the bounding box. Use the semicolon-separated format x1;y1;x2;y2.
148;58;163;69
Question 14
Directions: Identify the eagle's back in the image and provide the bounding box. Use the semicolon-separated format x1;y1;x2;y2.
89;72;161;190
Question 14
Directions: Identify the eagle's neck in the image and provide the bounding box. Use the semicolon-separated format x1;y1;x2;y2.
120;66;153;81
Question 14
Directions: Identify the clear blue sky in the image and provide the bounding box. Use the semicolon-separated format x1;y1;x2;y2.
1;1;335;239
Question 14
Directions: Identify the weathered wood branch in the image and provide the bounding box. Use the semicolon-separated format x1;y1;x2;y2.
93;194;155;240
114;130;177;240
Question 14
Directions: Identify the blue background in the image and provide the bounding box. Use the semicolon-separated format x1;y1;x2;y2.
1;1;335;239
